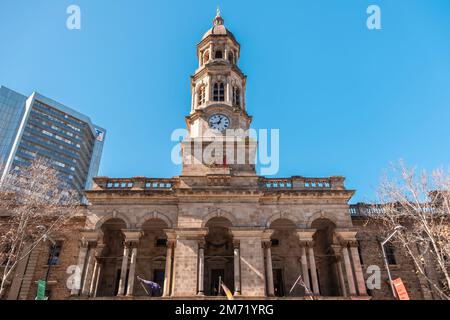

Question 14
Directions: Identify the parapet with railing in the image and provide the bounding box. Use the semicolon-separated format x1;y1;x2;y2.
91;175;347;192
259;176;345;191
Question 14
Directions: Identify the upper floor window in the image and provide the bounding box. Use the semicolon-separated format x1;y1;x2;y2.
197;86;206;106
233;86;241;107
215;50;223;59
213;82;225;101
385;242;397;265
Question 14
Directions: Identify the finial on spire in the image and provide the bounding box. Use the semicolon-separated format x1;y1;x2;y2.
213;5;224;26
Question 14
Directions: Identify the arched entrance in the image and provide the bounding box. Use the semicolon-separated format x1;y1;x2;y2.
96;218;127;297
134;218;169;297
269;218;303;297
204;217;234;296
311;218;340;296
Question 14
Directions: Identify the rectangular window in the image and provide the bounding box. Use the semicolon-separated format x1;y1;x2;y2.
385;242;397;265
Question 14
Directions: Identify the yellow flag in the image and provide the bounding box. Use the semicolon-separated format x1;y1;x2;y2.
220;282;234;300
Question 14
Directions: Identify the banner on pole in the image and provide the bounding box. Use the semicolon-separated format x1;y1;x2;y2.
393;278;410;300
36;280;46;300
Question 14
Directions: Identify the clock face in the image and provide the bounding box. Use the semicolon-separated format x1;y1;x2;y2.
208;114;230;132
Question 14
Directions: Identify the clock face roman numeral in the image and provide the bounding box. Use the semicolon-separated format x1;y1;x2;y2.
208;114;230;131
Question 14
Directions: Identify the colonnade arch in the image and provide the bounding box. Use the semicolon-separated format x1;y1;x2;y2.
203;217;234;296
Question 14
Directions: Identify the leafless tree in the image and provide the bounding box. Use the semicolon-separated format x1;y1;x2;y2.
0;157;81;298
369;160;450;300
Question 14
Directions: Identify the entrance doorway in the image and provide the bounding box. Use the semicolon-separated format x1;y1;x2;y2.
273;269;285;297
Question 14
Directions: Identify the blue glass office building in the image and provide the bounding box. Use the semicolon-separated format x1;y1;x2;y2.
0;86;106;195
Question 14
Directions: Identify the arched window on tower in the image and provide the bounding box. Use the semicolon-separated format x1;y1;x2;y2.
215;50;223;59
197;86;206;106
213;82;225;101
228;51;234;64
233;86;241;107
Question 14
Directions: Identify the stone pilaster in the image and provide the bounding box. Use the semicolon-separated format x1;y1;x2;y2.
70;242;88;296
230;228;268;297
172;228;208;297
349;243;368;296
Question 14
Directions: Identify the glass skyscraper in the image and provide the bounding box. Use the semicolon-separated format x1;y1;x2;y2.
0;86;106;195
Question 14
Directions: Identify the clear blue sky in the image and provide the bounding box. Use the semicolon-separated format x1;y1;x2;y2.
1;0;450;203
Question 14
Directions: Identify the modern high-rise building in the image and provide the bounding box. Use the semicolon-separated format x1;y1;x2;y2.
0;86;106;195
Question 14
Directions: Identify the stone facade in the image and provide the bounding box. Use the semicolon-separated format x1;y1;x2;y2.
0;11;435;300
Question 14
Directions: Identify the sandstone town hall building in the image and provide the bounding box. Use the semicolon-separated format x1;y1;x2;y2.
4;11;432;300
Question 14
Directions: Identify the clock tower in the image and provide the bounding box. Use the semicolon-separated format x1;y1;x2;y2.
182;9;257;178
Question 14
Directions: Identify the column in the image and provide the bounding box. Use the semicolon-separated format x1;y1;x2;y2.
331;244;347;297
93;263;102;297
233;241;241;296
89;258;99;297
81;242;96;296
308;243;320;295
337;259;347;297
197;240;205;296
88;244;104;297
297;230;318;295
193;86;198;109
205;78;211;102
300;244;311;293
121;230;142;296
226;78;231;103
350;243;367;296
163;239;174;297
264;241;275;296
224;46;228;61
126;243;138;296
341;243;357;296
117;243;130;296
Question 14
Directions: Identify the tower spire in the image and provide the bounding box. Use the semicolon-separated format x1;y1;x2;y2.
213;6;224;26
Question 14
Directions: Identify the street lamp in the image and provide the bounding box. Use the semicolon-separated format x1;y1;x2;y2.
380;225;404;299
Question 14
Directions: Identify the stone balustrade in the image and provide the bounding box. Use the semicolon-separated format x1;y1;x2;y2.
92;177;177;191
91;176;346;191
349;203;435;217
260;176;345;190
